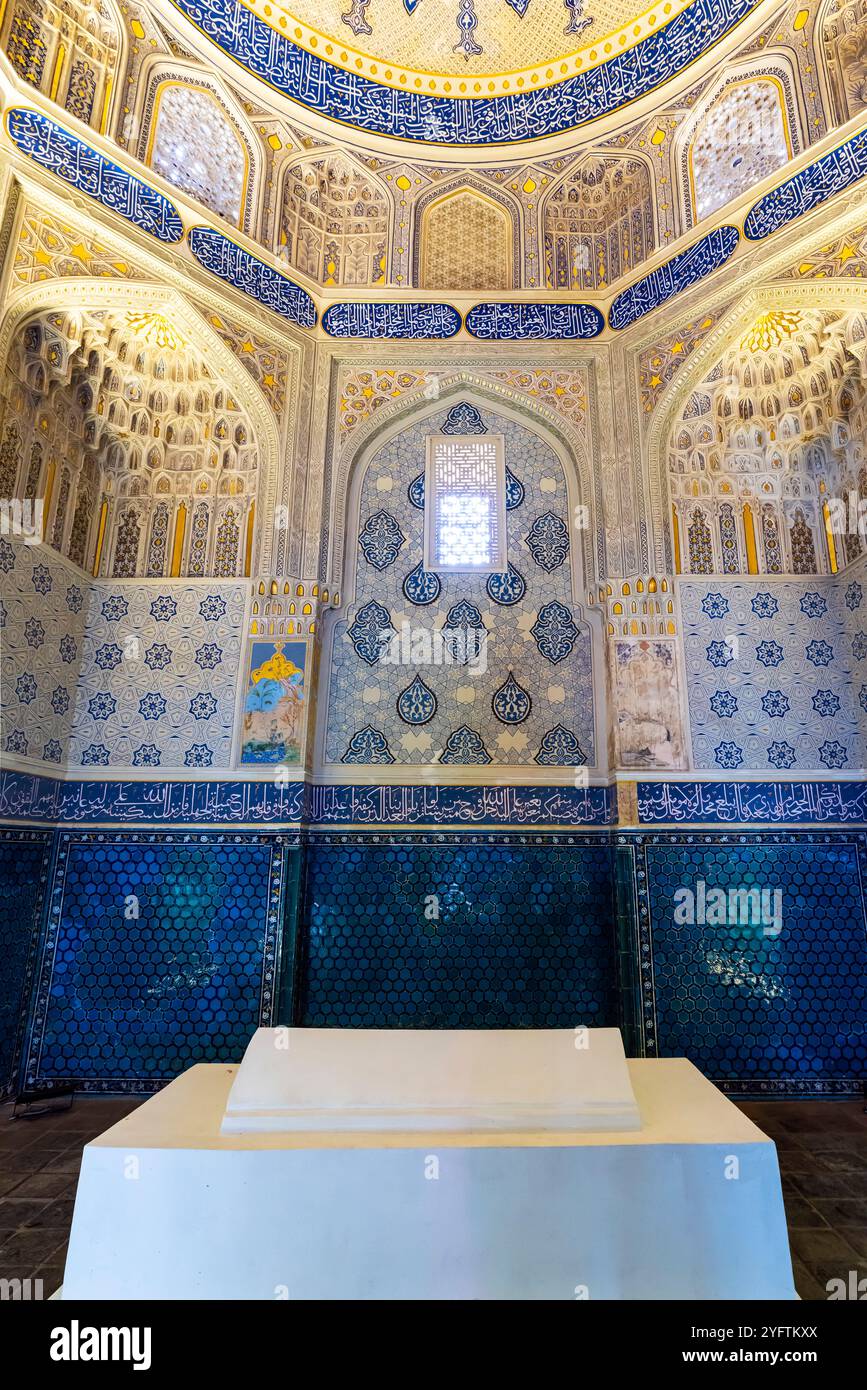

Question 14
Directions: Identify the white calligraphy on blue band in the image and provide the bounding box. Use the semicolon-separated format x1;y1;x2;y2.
609;226;740;331
6;107;184;243
188;226;317;328
322;303;461;338
744;128;867;240
166;0;762;145
465;302;604;339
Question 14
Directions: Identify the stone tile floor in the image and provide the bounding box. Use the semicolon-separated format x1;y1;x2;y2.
0;1094;864;1298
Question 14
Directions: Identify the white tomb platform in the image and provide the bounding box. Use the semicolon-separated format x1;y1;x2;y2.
60;1028;797;1300
222;1026;642;1133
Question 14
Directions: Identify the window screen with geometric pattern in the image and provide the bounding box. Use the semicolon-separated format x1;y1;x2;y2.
424;434;506;572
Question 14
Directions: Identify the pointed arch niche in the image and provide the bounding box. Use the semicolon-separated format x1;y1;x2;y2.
416;185;517;291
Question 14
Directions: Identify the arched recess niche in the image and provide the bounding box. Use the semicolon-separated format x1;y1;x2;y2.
0;279;283;575
313;384;609;784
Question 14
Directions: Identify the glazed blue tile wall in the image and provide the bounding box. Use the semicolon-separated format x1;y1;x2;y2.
630;832;867;1096
0;829;51;1097
24;831;294;1093
297;835;617;1030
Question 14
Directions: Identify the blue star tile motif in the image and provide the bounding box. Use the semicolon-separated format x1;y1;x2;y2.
706;640;734;668
195;643;223;670
845;581;863;611
31;564;52;595
101;594;128;621
5;730;28;754
184;743;214;768
531;601;578;664
81;744;110;766
348;600;394;665
138;692;167;721
714;740;744;769
486;564;526;605
95;642;123;671
358;510;406;571
0;538;15;572
525;512;570;571
812;690;841;717
43;739;62;763
150;595;178;621
198;595;227;621
852;633;867;660
761;689;790;718
342;727;395;763
767;741;796;770
402;561;441;606
132;744;162;767
50;687;69;715
799;592;827;619
805;639;833;667
397;676;437;725
65;585;83;613
535;725;586;765
23;617;44;648
440;726;492;764
15;673;37;704
59;634;78;663
408;473;425;509
491;672;532;724
756;640;784;668
88;693;117;720
709;690;738;717
751;593;779;619
189;692;218;720
860;686;867;713
701;592;729;619
144;643;171;671
819;741;848;770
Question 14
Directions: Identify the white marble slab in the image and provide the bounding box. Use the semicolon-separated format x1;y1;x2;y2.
221;1026;641;1133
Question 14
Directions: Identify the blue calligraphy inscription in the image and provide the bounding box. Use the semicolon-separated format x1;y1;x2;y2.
465;303;604;340
609;226;740;330
6;108;184;243
636;780;867;825
188;226;316;328
0;771;613;826
166;0;762;145
744;129;867;240
322;303;461;339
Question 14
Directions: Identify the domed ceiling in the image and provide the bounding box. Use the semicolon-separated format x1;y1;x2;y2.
160;0;785;155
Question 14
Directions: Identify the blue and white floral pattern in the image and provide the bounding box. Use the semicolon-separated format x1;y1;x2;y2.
132;743;162;767
709;690;738;717
150;595;178;622
358;510;406;571
800;592;827;619
184;743;214;768
714;740;744;769
342;727;395;763
524;512;570;572
812;690;841;717
535;725;586;765
486;565;526;606
199;595;227;621
751;593;779;619
767;741;796;770
441;402;487;434
491;672;531;724
88;693;116;721
100;595;128;621
195;643;223;670
531;601;578;664
31;564;52;595
402;561;441;606
756;640;784;668
805;639;833;667
845;582;862;612
138;692;167;721
348;600;394;665
190;692;218;720
440;726;492;764
701;593;729;619
15;673;37;704
505;468;525;510
819;740;848;769
441;600;487;666
397;676;437;725
706;640;734;668
761;690;790;718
